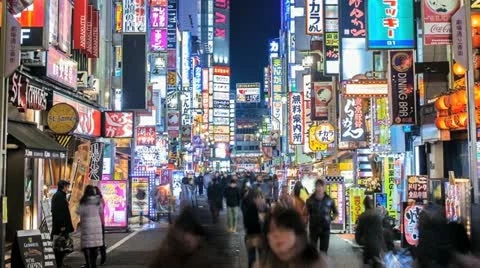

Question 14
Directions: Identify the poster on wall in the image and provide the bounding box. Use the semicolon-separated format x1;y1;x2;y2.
99;180;128;228
340;97;367;142
423;0;460;45
131;177;149;216
403;203;423;246
407;175;428;203
349;188;365;228
389;50;416;125
311;82;333;121
325;176;345;225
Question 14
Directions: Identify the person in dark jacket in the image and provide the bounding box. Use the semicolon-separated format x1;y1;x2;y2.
355;196;385;267
305;179;338;253
207;177;223;223
51;180;74;268
224;177;241;232
195;173;204;196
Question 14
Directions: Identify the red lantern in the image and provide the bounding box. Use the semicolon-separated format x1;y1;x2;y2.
445;115;460;129
457;112;468;128
435;95;450;111
435;117;449;130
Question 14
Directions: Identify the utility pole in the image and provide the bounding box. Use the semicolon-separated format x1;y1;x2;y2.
465;0;480;204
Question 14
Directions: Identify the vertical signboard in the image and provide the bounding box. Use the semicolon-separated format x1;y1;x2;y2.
452;7;467;68
339;0;366;38
181;31;191;87
340;97;367;142
99;180;128;228
122;35;146;109
423;0;460;45
323;0;339;74
289;93;304;145
73;0;88;50
58;0;73;53
403;204;422;246
384;156;397;218
367;0;415;49
150;5;168;51
325;176;345;225
389;50;416;125
49;0;59;45
115;2;123;32
131;177;149;216
89;142;104;181
349;187;365;229
213;0;229;66
306;0;323;35
123;0;146;32
167;0;177;49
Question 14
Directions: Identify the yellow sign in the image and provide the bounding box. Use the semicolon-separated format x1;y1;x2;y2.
309;126;327;151
316;123;335;144
47;103;79;134
349;188;365;225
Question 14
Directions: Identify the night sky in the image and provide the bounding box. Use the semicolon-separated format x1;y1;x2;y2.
230;0;281;88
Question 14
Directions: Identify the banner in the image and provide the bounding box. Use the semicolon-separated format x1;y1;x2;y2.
384;156;397;218
407;175;428;203
339;0;366;38
389;50;416;125
131;177;149;216
340;97;367;142
99;180;127;228
73;0;88;50
306;0;323;35
367;0;415;49
289;93;304;145
311;82;333;121
136;126;156;146
88;142;104;181
423;0;460;45
349;188;365;226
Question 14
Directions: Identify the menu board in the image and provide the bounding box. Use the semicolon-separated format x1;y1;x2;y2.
407;175;428;202
12;230;45;268
41;233;56;267
99;180;127;228
131;177;149;216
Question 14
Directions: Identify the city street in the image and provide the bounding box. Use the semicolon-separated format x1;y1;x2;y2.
64;198;361;267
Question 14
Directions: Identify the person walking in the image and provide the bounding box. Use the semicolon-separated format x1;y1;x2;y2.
51;180;74;268
77;185;104;268
207;177;223;223
355;196;385;268
224;177;241;232
94;186;107;266
292;181;308;224
244;191;266;268
196;173;204;196
255;207;327;268
305;179;338;253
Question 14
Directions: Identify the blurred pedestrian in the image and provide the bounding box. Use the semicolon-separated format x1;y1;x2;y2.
94;186;107;266
207;177;223;223
292;181;308;224
224;177;241;232
255;207;327;268
51;180;74;268
149;207;226;267
272;174;279;203
355;196;385;268
278;185;294;208
305;179;338;253
244;191;266;268
77;185;104;268
196;173;204;196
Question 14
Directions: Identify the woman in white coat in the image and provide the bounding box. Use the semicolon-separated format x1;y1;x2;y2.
78;185;104;268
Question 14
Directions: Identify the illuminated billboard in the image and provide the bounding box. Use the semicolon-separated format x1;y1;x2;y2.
236;83;261;103
213;0;229;66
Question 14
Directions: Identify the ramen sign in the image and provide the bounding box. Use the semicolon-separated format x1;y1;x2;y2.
316;123;335;144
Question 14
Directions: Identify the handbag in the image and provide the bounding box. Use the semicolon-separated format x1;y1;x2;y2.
53;234;74;254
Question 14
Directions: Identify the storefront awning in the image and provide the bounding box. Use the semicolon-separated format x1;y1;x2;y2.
8;120;67;159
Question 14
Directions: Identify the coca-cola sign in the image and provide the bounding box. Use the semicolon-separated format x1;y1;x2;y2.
9;71;48;111
423;0;460;45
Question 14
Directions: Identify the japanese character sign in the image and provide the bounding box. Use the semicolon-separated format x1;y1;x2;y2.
103;112;134;138
272;58;282;93
289;93;304;145
150;6;167;28
136;126;157;146
452;7;467;68
46;47;78;89
89;142;105;181
306;0;323;35
340;0;366;38
403;204;423;246
407;176;428;202
315;123;335;144
340;97;366;142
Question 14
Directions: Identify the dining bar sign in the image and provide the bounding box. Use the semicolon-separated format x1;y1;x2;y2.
9;71;48;111
389;50;416;125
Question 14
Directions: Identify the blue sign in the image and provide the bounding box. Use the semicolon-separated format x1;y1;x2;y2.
367;0;415;49
269;38;280;58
